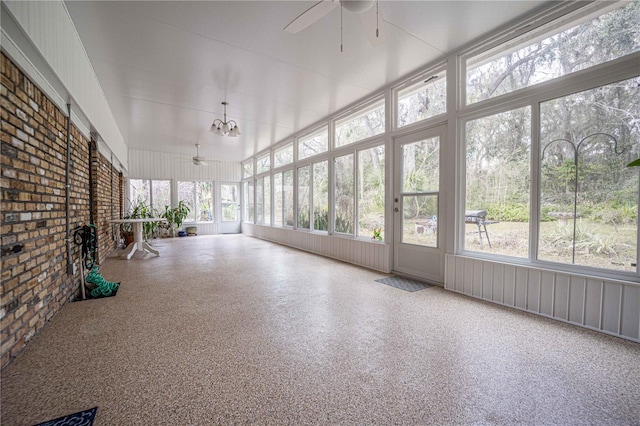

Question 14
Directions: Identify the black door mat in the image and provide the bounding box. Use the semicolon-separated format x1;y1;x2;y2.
375;276;433;292
34;406;97;426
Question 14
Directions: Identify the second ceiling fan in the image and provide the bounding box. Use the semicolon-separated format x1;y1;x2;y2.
284;0;386;50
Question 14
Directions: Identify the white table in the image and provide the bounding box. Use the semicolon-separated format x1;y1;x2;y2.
109;218;166;259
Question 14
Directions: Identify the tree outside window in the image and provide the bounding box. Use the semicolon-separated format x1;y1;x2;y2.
539;77;639;271
297;165;310;229
334;154;354;234
465;107;531;257
313;161;329;232
357;145;385;239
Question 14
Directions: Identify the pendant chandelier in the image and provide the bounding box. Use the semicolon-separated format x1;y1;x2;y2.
210;102;240;137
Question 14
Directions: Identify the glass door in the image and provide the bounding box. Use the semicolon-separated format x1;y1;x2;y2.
393;126;445;283
218;182;240;234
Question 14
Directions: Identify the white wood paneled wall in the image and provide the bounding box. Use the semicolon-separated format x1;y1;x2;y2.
243;224;391;273
445;255;640;342
128;149;241;181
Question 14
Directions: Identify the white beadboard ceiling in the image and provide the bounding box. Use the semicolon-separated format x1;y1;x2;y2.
64;0;548;162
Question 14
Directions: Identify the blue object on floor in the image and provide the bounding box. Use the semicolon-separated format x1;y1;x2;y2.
178;231;187;237
34;406;97;426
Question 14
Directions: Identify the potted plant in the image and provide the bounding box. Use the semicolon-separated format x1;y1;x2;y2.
161;201;191;237
121;199;160;244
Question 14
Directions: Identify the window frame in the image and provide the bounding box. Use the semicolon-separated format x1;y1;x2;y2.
393;65;448;131
333;94;386;149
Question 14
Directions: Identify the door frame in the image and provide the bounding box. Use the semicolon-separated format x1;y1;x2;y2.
392;125;447;283
217;182;241;234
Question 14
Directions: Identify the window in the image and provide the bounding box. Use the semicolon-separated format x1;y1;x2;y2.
274;143;294;168
151;181;171;212
357;145;385;239
313;161;329;232
466;2;640;104
400;138;439;247
297;165;310;229
177;181;196;222
397;71;446;127
334;154;354;234
243;181;254;223
335;99;385;148
274;172;283;227
196;182;213;222
283;170;294;226
243;161;254;178
177;181;214;223
464;106;531;257
298;127;328;160
129;179;150;207
221;184;239;222
538;77;638;272
264;176;271;226
256;153;270;174
256;177;264;224
129;179;169;213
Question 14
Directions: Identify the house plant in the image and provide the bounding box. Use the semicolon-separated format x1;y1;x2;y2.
121;200;159;244
161;201;191;237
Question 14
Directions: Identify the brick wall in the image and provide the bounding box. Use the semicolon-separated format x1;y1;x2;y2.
1;52;121;367
92;148;122;265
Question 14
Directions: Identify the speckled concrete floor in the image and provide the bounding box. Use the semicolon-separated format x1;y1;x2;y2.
2;235;639;425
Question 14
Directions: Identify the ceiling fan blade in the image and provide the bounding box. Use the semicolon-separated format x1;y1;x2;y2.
360;4;386;46
284;0;339;34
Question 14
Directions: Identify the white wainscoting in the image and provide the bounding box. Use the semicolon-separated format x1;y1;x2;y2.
243;224;391;273
181;222;218;236
445;255;640;342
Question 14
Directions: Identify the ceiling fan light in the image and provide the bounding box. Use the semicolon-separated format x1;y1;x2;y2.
342;0;374;13
229;126;239;137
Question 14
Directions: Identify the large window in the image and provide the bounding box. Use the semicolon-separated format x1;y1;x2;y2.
297;165;310;229
539;78;639;272
357;145;385;239
466;2;639;104
334;154;354;234
298;127;329;160
256;153;270;174
397;71;446;128
256;177;264;224
313;161;329;232
264;176;271;226
243;161;254;178
271;170;291;227
178;181;214;223
335;99;385;148
129;179;170;213
242;181;254;223
273;172;283;227
274;143;294;168
283;170;294;227
177;181;196;222
465;107;531;257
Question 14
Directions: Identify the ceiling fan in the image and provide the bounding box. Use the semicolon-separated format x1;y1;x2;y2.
284;0;386;50
190;143;210;166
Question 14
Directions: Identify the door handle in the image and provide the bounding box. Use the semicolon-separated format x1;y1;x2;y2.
394;207;399;212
